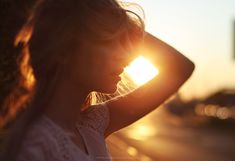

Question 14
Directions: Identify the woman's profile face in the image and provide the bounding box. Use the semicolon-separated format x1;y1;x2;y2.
71;39;131;94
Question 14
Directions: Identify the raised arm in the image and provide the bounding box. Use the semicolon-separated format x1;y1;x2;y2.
104;32;195;137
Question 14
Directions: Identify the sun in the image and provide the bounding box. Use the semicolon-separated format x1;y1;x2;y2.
124;56;159;86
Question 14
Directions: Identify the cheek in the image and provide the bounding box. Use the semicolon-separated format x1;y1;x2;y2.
89;60;119;93
92;64;109;83
90;55;111;75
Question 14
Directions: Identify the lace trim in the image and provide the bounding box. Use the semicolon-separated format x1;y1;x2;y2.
17;103;110;161
78;102;110;136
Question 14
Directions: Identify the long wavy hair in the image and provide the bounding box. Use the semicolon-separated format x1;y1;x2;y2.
0;0;144;160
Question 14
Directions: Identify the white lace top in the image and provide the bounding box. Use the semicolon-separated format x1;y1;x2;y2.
16;103;112;161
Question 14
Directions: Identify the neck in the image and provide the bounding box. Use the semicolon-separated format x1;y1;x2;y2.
44;77;90;131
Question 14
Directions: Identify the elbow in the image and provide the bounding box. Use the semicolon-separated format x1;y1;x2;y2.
182;60;195;79
188;60;195;74
170;60;195;87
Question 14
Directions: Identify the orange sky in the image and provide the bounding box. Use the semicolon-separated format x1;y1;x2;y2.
127;0;235;100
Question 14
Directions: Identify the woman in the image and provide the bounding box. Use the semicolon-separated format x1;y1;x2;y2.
0;0;195;161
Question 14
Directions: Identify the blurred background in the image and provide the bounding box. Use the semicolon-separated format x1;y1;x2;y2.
106;0;235;161
0;0;235;161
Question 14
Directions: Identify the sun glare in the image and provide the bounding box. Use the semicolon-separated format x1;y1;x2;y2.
124;56;159;86
125;123;157;141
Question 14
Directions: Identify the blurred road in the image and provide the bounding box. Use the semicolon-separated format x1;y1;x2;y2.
106;107;235;161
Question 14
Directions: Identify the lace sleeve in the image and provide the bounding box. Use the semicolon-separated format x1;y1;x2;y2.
80;102;110;136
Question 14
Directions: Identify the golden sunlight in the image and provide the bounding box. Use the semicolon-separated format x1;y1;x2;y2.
124;56;159;86
125;123;157;141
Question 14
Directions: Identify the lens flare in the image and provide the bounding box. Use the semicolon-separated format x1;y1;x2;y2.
124;56;159;86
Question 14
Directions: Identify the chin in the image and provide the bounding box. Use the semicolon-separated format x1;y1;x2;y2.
97;82;118;94
102;85;118;94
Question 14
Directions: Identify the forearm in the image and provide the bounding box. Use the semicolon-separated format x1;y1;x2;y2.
126;32;195;111
104;33;195;133
138;32;195;77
